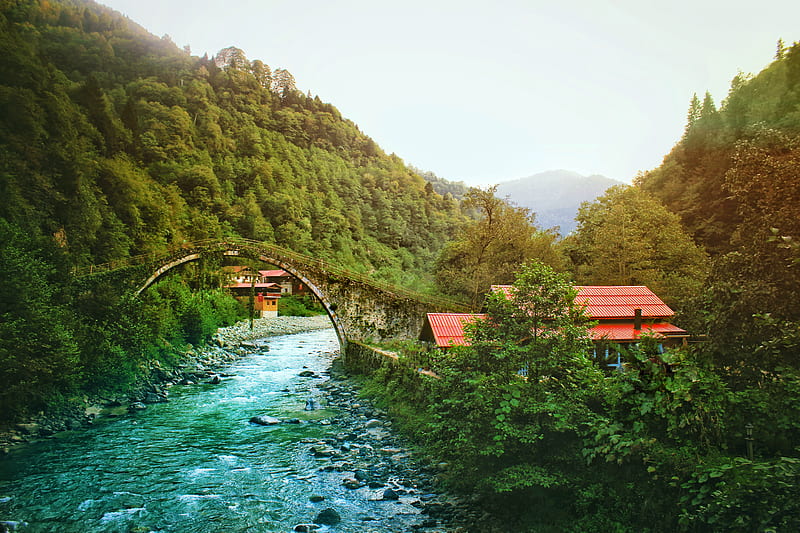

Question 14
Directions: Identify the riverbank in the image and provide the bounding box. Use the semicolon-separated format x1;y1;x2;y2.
215;314;333;344
0;316;334;452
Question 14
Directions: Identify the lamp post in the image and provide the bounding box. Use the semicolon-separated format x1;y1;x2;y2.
745;423;754;461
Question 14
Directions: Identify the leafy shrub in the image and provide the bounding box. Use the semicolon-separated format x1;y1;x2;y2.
278;294;324;316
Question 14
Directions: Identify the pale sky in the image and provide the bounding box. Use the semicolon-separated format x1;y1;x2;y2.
100;0;800;185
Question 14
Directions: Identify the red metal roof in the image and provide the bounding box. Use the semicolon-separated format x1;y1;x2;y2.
424;312;687;346
426;313;487;348
492;285;674;319
260;269;290;277
589;322;688;341
574;286;674;319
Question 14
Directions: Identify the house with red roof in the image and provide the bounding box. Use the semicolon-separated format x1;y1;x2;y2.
259;269;307;296
420;285;688;370
572;285;687;344
222;266;283;318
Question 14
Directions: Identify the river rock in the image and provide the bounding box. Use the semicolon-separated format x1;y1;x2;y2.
249;415;281;425
314;508;341;525
208;375;221;384
382;488;400;500
14;423;39;436
364;419;382;428
309;495;325;503
342;477;361;489
143;392;167;404
310;446;336;457
304;397;319;410
293;525;319;532
128;402;147;411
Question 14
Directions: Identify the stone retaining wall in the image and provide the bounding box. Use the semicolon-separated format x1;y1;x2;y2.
343;341;401;374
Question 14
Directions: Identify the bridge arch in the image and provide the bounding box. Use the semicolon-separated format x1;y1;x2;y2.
135;242;350;348
72;239;468;354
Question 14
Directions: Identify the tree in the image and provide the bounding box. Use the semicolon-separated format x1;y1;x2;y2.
684;93;701;136
0;219;79;419
250;59;272;89
270;68;296;97
435;186;563;308
565;185;709;312
428;261;603;512
214;46;249;70
703;128;800;371
776;38;787;60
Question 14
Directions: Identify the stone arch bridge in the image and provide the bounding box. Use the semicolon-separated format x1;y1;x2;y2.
75;239;468;355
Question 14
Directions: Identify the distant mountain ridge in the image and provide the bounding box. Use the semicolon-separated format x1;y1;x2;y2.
495;170;623;235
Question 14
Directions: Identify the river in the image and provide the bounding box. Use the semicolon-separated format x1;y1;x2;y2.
0;328;458;532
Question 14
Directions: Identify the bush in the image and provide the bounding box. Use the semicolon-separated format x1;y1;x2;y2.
278;294;324;316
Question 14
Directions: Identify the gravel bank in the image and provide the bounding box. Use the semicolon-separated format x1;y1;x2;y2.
216;315;333;344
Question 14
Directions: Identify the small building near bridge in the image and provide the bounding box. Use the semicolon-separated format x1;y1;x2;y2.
222;266;284;318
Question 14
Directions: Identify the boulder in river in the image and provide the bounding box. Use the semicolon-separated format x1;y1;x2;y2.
314;507;341;525
298;370;316;377
382;488;400;501
304;397;319;410
342;477;362;489
249;415;281;425
143;392;167;404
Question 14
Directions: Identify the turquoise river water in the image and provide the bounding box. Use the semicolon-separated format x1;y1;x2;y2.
0;328;446;532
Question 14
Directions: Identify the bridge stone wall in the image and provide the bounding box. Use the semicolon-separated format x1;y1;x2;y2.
313;274;446;344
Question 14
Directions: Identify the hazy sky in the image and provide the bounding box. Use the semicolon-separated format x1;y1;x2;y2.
100;0;800;185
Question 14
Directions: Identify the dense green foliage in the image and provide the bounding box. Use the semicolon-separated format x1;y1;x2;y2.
278;294;325;317
637;41;800;256
0;217;246;420
363;263;800;531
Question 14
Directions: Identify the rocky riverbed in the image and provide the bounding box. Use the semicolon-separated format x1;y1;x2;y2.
0;320;495;532
301;365;493;532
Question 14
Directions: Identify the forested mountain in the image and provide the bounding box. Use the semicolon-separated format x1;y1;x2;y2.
495;170;622;234
637;41;800;256
0;0;466;286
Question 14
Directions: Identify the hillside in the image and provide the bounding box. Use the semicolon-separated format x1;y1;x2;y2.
636;41;800;255
0;0;466;288
495;170;622;234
